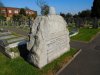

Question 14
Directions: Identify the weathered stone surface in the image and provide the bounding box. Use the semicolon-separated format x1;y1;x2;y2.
27;15;70;68
49;7;56;15
7;37;25;43
0;39;8;47
8;40;26;48
5;47;19;59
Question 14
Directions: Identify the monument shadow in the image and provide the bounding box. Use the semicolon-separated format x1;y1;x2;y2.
18;43;29;61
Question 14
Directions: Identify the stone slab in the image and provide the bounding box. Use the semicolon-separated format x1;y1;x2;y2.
0;32;12;36
0;35;16;40
7;37;25;43
8;40;27;48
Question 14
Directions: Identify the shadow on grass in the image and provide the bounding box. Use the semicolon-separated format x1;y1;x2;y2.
18;43;38;68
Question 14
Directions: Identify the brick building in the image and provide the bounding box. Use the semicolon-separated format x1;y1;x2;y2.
0;7;37;19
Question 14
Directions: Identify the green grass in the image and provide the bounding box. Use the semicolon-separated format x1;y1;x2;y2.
0;48;77;75
71;28;100;42
9;47;19;52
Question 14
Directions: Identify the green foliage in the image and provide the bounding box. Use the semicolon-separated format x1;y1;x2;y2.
73;14;79;18
60;13;66;18
13;15;27;21
9;47;19;52
91;0;100;18
60;13;73;19
0;48;77;75
66;13;73;18
12;14;21;21
19;8;26;16
41;5;49;15
0;15;6;20
78;10;91;18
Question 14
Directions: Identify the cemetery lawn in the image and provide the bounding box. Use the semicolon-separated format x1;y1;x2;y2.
71;28;100;42
0;48;77;75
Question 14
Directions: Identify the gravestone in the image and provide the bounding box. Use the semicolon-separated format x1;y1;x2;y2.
92;17;99;28
7;37;25;43
27;7;70;68
0;31;26;59
0;32;11;35
0;35;16;40
0;39;8;48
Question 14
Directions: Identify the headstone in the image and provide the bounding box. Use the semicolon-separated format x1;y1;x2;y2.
27;7;70;68
92;17;99;28
0;40;8;48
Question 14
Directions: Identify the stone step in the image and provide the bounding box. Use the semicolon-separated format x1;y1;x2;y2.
7;37;25;44
0;35;16;40
0;32;12;36
7;40;27;48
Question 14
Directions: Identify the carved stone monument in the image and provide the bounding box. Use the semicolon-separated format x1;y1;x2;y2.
27;7;70;68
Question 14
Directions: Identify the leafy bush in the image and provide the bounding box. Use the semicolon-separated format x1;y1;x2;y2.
41;5;49;15
0;15;6;20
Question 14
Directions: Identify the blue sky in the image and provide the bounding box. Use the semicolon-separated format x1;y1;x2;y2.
1;0;93;14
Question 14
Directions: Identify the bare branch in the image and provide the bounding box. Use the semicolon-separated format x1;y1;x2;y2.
35;0;47;8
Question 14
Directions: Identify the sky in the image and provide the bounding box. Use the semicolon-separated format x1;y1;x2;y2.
1;0;94;14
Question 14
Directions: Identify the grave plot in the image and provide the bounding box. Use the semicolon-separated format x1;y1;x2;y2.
0;31;27;59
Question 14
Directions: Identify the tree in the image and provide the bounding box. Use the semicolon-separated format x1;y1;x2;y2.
78;10;91;18
66;13;72;18
12;14;20;21
0;15;6;20
41;5;49;15
35;0;49;15
92;17;99;28
35;0;47;9
73;14;79;18
19;8;26;16
60;13;66;19
91;0;100;18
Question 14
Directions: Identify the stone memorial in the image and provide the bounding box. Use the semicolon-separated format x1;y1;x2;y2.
27;7;70;68
0;39;8;48
0;31;26;59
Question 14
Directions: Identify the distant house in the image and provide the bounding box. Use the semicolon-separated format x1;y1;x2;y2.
0;7;37;20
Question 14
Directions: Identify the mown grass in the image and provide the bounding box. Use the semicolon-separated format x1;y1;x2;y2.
9;47;19;52
71;28;100;42
0;48;77;75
